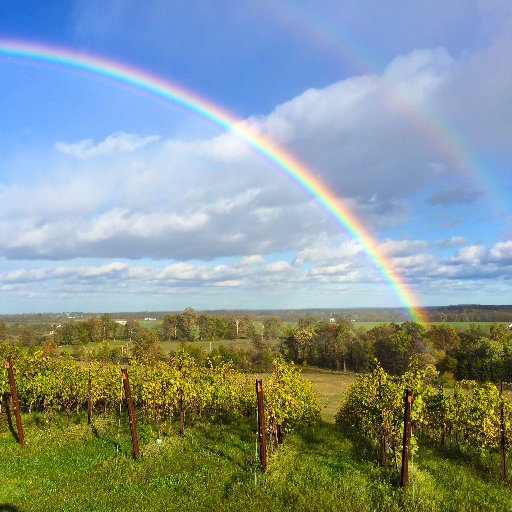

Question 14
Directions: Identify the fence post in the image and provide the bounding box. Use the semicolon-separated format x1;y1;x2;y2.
87;376;92;425
276;423;283;444
5;357;24;445
256;379;267;471
377;372;386;464
179;389;185;436
121;368;139;459
400;389;413;487
499;380;506;481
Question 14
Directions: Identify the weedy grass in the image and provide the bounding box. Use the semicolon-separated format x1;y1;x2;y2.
0;414;511;511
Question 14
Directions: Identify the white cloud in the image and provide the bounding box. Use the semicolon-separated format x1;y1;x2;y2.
378;239;429;257
265;261;290;273
489;241;512;263
294;239;363;265
309;263;351;276
55;132;160;159
239;255;264;266
384;47;454;99
451;245;486;265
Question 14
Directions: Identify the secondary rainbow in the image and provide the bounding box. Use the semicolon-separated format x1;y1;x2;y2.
277;3;508;215
0;38;427;323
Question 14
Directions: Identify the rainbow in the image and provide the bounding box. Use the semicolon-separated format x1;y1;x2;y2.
275;3;507;214
0;38;427;322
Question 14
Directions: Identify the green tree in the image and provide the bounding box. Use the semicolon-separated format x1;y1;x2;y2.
178;307;199;341
198;313;218;340
124;320;140;342
61;322;89;346
84;317;102;343
131;329;163;362
239;315;256;339
19;326;33;347
262;316;283;340
0;321;7;341
427;324;460;352
162;313;179;340
100;314;116;340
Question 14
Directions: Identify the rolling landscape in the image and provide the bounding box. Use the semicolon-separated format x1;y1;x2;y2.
1;1;512;511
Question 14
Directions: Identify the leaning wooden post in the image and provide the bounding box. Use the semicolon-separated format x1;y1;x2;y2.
499;380;507;481
121;368;139;459
400;389;413;487
256;379;267;471
5;357;24;445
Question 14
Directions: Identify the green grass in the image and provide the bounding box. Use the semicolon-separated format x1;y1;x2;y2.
353;321;512;331
58;338;280;356
1;412;512;512
300;369;358;422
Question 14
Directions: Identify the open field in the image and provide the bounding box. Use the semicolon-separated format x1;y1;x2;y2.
57;338;280;356
299;369;358;422
353;321;512;331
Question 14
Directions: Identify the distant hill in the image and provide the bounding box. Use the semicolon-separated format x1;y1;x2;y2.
1;305;511;324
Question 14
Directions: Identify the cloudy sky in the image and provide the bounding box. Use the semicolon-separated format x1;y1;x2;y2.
0;0;511;314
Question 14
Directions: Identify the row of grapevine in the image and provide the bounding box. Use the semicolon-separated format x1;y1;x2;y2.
0;349;320;443
336;360;511;476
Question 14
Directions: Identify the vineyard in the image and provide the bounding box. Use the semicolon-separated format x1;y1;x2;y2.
1;351;512;510
0;350;320;445
337;361;512;480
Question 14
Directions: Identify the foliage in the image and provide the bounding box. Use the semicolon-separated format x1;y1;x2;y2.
265;358;321;438
0;351;316;441
337;360;512;475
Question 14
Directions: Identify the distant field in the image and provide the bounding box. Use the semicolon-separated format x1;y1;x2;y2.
58;337;278;355
299;369;358;422
426;321;511;330
159;338;279;352
256;368;356;423
353;321;512;331
138;319;162;329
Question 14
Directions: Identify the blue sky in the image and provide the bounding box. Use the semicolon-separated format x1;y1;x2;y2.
0;0;511;313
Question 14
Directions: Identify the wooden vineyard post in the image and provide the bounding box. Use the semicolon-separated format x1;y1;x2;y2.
377;372;386;464
178;363;185;436
179;389;185;436
5;357;24;445
121;368;140;460
87;376;92;425
400;389;413;487
276;423;283;445
256;379;267;471
499;380;506;481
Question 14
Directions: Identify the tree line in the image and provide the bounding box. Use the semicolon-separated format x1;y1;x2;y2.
281;319;512;382
2;309;512;382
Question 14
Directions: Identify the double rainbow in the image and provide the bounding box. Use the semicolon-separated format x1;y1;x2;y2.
0;38;426;322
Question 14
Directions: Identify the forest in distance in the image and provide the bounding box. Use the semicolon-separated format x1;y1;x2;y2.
2;304;512;325
1;305;512;384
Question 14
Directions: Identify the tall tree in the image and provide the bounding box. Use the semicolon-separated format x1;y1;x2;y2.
100;314;116;340
262;316;283;340
178;307;199;341
162;314;179;341
124;320;140;342
0;321;7;341
131;329;163;362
